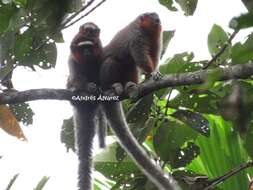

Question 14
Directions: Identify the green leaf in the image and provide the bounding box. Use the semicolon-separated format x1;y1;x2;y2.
22;40;57;69
231;33;253;64
34;176;50;190
153;118;198;163
161;30;175;58
9;103;34;126
0;3;16;34
158;0;177;11
126;94;153;141
169;92;219;114
241;0;253;12
207;24;230;64
116;95;154;161
60;117;75;152
244;126;253;159
188;115;253;190
229;13;253;30
172;142;200;168
14;30;33;60
175;0;198;16
13;0;27;7
94;143;141;179
172;110;210;137
68;0;84;12
159;52;196;75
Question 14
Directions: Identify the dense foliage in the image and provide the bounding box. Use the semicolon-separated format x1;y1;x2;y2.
1;0;253;189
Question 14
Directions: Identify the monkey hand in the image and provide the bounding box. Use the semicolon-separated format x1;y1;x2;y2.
87;82;100;95
112;83;124;95
125;82;139;101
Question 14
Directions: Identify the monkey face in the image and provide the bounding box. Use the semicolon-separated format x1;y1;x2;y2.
70;22;101;63
139;12;161;31
79;22;100;42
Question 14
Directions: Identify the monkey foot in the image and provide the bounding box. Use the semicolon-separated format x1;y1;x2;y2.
112;83;124;95
125;82;139;101
151;71;163;81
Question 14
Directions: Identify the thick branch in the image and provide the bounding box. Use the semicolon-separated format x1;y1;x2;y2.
1;63;253;105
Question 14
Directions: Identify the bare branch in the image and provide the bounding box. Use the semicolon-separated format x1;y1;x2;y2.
63;0;107;29
204;161;253;190
61;0;96;28
1;63;253;105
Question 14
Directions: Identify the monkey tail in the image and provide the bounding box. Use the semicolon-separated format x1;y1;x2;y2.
73;104;98;190
96;107;107;148
102;102;180;190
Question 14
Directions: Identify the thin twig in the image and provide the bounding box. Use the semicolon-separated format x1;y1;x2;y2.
60;0;96;27
34;0;107;51
63;0;107;29
203;29;239;70
204;161;253;190
0;64;18;83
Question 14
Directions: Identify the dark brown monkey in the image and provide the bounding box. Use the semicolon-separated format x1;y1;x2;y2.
100;12;162;88
100;13;179;190
67;22;103;190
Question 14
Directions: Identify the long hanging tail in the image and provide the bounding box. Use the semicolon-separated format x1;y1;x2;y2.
102;102;180;190
73;104;97;190
96;108;107;148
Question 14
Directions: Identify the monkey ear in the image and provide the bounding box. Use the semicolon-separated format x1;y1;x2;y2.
139;15;145;22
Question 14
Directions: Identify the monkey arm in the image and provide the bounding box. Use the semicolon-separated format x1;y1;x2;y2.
130;43;155;74
102;102;180;190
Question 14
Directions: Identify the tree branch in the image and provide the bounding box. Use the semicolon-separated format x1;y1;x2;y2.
63;0;107;29
60;0;96;28
204;161;253;190
1;63;253;105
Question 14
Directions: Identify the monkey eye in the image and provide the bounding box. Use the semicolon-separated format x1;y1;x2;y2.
94;28;100;33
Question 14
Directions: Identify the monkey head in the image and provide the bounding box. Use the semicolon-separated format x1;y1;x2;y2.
70;22;101;63
138;12;161;33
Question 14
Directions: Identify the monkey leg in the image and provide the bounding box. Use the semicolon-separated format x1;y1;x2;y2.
102;102;180;190
73;104;98;190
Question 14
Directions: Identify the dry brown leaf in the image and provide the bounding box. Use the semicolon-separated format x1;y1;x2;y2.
0;105;27;141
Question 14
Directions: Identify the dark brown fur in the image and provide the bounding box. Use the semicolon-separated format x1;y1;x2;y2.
67;22;102;190
100;12;162;88
100;13;179;190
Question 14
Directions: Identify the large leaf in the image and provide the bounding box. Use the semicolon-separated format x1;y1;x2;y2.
158;0;177;11
161;30;175;59
169;91;219;114
188;116;253;190
9;103;34;126
60;117;75;152
153;118;198;166
231;33;253;64
94;143;143;188
229;13;253;30
0;2;16;34
160;52;197;75
175;0;198;16
207;24;230;65
172;110;210;137
244;124;253;159
0;105;27;141
241;0;253;12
